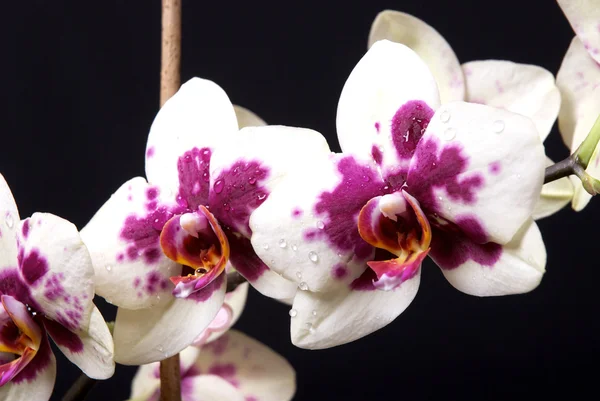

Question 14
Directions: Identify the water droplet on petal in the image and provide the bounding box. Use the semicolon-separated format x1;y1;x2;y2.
263;244;269;250
214;179;224;194
257;192;267;200
5;213;14;229
289;309;298;317
248;177;257;185
311;310;317;317
440;110;451;123
316;221;325;230
223;203;230;211
292;244;298;252
105;265;112;272
279;239;287;248
308;251;318;263
306;322;316;334
296;271;302;279
437;196;443;201
337;253;343;259
493;120;505;133
442;127;456;141
298;282;309;291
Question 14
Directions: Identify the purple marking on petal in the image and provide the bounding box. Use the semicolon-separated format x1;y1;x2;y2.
226;231;268;282
291;208;303;218
43;317;84;353
202;333;229;356
349;268;377;291
371;145;383;166
143;271;166;295
133;277;141;288
406;137;484;214
22;219;30;238
456;216;489;244
43;273;65;301
430;218;501;270
12;331;53;384
209;160;270;236
306;156;386;259
187;272;224;303
177;147;212;210
374;122;381;133
0;269;39;311
146;146;155;158
391;100;434;160
20;249;48;286
146;188;158;201
116;253;124;262
332;263;348;279
489;161;501;175
208;363;240;388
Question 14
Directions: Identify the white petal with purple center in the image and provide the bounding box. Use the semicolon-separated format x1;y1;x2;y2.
558;0;600;64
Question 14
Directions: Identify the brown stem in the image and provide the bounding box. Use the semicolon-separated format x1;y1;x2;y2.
160;0;181;107
159;2;182;401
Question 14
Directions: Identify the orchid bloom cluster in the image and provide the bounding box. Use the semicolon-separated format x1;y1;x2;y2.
2;1;600;400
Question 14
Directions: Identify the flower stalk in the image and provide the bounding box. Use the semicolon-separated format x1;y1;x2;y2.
159;1;182;401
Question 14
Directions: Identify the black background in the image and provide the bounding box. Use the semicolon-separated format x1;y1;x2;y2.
2;0;599;400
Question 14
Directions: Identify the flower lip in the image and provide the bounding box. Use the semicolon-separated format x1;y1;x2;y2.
0;295;43;385
160;205;230;298
357;190;431;290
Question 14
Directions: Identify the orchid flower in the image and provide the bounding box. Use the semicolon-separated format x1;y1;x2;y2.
249;40;547;349
0;174;114;401
556;0;600;210
81;77;329;364
127;330;296;401
368;10;573;219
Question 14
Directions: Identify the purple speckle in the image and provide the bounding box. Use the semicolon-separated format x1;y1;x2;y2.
203;333;229;356
455;216;489;244
489;161;501;175
291;208;303;218
146;187;158;201
133;277;141;288
305;156;386;259
209;160;270;236
144;271;164;295
246;397;259;401
20;249;48;286
43;273;65;301
374;122;381;133
43;318;84;353
371;145;383;165
22;219;30;238
391;100;434;160
406;138;484;214
208;363;239;388
116;253;124;262
332;263;348;279
430;218;501;270
146;146;155;158
177;147;212;210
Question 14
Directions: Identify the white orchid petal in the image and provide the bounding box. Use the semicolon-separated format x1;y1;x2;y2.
462;60;561;141
16;213;95;332
113;274;226;365
195;330;295;401
432;219;545;296
532;157;574;219
290;269;420;349
368;10;464;103
183;375;244;401
337;40;441;169
81;177;180;310
146;78;238;195
407;101;545;245
557;0;600;64
43;306;114;379
234;105;266;128
201;282;249;345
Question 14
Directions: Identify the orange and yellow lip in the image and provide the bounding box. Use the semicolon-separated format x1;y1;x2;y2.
160;205;230;298
357;190;431;290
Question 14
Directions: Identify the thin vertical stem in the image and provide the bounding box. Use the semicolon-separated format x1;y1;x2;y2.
159;1;182;401
160;0;181;107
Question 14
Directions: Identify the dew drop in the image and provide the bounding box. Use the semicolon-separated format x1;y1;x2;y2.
214;179;224;194
105;265;112;272
292;244;298;252
223;203;231;211
289;309;298;317
31;311;37;316
312;310;317;317
440;110;451;123
442;127;456;141
308;251;319;263
248;177;257;185
492;120;505;133
263;244;269;250
257;192;267;200
157;345;164;352
279;239;287;248
306;323;316;334
337;253;343;259
298;282;309;291
437;196;443;201
296;271;303;279
316;220;325;230
5;213;14;229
